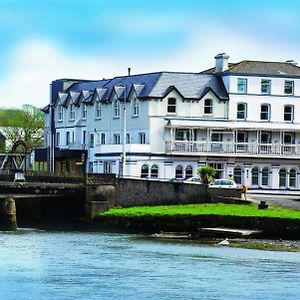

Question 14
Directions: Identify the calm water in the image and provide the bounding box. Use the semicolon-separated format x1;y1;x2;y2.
0;229;300;300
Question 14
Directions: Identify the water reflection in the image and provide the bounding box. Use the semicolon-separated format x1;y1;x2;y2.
0;229;299;300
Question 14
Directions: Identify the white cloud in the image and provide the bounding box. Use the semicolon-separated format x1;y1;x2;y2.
0;30;299;109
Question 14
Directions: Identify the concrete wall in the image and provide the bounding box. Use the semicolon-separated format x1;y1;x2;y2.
116;178;242;207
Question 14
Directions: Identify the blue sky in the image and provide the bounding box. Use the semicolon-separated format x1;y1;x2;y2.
0;0;300;108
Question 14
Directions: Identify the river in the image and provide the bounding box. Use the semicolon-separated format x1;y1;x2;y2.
0;229;299;300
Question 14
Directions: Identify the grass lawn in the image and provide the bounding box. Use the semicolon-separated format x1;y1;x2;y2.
100;203;300;219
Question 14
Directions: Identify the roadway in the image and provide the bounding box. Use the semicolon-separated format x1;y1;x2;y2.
246;190;300;210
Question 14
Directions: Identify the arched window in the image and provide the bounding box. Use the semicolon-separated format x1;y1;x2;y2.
289;169;297;188
141;164;149;178
261;167;269;186
251;167;259;186
185;165;193;179
114;100;120;118
133;98;140;117
150;165;158;178
237;103;247;120
175;165;183;178
233;167;242;184
279;168;287;188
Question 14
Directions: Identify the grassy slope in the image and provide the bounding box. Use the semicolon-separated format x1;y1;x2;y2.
101;203;300;219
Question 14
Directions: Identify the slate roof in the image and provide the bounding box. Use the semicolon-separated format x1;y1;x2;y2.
202;61;300;76
53;72;228;104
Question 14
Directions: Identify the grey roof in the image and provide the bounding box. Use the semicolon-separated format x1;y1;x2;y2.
50;71;229;109
203;61;300;76
149;73;228;100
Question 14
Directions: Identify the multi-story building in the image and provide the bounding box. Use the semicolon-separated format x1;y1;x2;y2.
36;54;300;189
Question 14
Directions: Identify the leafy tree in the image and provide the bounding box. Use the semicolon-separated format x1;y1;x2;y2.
197;165;216;184
0;104;44;152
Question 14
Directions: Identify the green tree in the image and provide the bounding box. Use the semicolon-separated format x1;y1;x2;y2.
0;104;44;152
197;165;216;184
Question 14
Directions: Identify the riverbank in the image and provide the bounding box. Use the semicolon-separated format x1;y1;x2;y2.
94;203;300;240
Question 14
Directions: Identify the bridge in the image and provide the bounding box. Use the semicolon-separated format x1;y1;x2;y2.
0;171;116;230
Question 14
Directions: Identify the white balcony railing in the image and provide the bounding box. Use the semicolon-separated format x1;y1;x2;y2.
165;141;300;157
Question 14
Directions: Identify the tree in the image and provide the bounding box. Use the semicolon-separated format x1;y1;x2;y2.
0;104;44;152
197;165;216;184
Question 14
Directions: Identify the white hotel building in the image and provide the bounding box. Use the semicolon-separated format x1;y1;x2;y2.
36;54;300;190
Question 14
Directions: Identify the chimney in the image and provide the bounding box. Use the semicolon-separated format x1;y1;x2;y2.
128;67;131;76
214;53;229;73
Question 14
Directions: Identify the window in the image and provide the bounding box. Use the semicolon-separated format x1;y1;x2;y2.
289;169;297;188
284;80;294;95
96;102;102;119
133;98;140;117
261;79;271;94
260;104;270;120
139;132;146;144
126;133;131;144
237;78;247;93
167;98;176;114
251;167;259;186
56;132;60;146
66;131;70;146
82;130;86;145
104;161;112;173
151;165;159;178
284;105;294;122
70;104;75;120
58;105;64;121
260;131;271;143
237;103;247;120
283;132;294;144
89;133;94;148
113;100;120;118
204;99;213;114
141;164;149;178
279;168;287;187
233;167;242;184
101;133;105;144
82;104;87;120
175;165;183;178
261;167;269;186
113;134;120;144
185;166;193;179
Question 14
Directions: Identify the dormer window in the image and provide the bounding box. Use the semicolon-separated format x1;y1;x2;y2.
82;104;87;120
133;98;140;117
284;81;294;95
261;79;271;94
96;102;102;119
113;100;120;118
167;98;176;114
204;99;213;115
58;105;64;121
70;104;75;120
237;78;247;94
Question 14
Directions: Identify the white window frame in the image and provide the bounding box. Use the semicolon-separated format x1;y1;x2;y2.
89;133;94;148
58;105;64;122
237;78;247;94
139;132;146;144
113;100;120;118
96;101;102;119
113;133;121;144
261;79;271;94
204;99;213;115
82;104;87;120
237;103;247;120
284;80;294;95
132;98;140;117
260;104;270;121
101;133;106;145
70;104;75;120
284;105;294;122
167;98;176;114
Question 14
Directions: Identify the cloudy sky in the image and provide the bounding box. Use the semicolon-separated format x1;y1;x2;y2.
0;0;300;108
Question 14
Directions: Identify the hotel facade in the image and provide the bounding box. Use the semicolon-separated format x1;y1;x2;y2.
37;54;300;190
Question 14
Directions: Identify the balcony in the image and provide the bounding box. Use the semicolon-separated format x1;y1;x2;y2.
165;140;300;158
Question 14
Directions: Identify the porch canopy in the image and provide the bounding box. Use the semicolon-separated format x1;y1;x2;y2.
166;119;300;132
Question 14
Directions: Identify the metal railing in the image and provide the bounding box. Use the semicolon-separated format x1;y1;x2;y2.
166;141;300;157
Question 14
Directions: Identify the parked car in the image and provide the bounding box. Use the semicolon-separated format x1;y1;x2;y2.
184;177;201;184
209;179;238;189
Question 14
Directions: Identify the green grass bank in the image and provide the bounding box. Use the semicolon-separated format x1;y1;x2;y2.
95;203;300;240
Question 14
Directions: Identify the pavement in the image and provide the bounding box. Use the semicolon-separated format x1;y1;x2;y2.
246;189;300;210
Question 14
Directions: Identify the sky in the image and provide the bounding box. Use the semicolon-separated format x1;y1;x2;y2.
0;0;300;109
